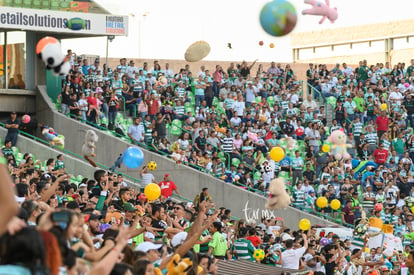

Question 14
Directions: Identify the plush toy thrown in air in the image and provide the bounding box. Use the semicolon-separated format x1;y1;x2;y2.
167;254;193;275
353;211;383;238
82;130;99;167
266;178;291;210
260;161;272;174
247;131;258;143
302;0;338;24
36;36;70;76
281;136;297;151
326;130;351;160
41;126;65;149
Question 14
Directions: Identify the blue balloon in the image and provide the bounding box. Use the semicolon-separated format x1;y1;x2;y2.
122;147;144;169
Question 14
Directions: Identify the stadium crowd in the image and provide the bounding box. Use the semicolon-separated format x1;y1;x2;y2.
3;145;414;275
3;53;414;274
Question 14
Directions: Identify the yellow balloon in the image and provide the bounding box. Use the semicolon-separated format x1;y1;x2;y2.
299;218;311;231
330;199;341;210
322;144;330;153
144;183;161;201
381;103;387;111
411;206;414;213
270;147;285;162
316;197;328;208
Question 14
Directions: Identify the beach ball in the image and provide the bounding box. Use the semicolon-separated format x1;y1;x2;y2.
330;199;341;210
123;147;144;169
316;197;328;208
320;237;329;246
295;128;304;136
412;206;414;214
322;144;330;153
144;183;161;201
253;249;265;261
381;103;387;111
269;43;275;48
66;17;86;31
374;203;383;212
147;161;157;171
22;115;31;124
299;218;311;231
259;0;297;37
405;83;410;88
269;147;284;162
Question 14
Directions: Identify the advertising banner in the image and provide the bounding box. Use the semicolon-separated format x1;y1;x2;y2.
0;7;128;36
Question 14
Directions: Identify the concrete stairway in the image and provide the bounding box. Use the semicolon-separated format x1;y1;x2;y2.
34;85;339;228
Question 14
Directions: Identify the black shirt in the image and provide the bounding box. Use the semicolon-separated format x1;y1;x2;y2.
5;118;20;135
279;121;294;135
195;136;207;152
405;98;414;115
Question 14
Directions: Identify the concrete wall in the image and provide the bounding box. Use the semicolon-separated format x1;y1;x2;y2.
0;127;99;179
0;89;36;114
35;85;337;227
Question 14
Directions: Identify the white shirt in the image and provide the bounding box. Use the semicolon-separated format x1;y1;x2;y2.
232;101;245;116
342;66;353;76
282;247;306;269
126;65;139;79
164;69;174;78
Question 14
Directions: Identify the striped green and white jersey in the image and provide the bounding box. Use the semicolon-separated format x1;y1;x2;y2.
174;105;185;115
351;235;365;249
232;238;255;261
362;192;376;210
224;98;235;109
293;188;305;208
352;122;364;137
175;87;187;99
380;139;391;151
365;132;378;145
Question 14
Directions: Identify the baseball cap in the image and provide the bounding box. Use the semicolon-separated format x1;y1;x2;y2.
281;233;294;242
164;174;170;178
308;190;315;194
135;241;162;252
144;232;155;241
332;234;339;239
171;232;188;248
382;268;389;272
123;202;138;212
79;183;87;188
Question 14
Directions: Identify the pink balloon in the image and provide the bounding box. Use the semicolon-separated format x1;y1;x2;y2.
22;114;31;124
405;83;410;88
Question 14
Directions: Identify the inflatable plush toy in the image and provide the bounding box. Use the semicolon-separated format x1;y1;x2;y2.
353;211;383;239
260;161;272;174
42;126;65;149
247;131;259;143
36;36;70;76
326;130;351;160
352;160;377;179
405;196;414;208
167;254;193;275
82;130;99;167
266;178;291;210
302;0;338;24
281;136;297;151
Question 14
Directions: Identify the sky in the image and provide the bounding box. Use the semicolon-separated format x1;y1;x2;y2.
61;0;414;63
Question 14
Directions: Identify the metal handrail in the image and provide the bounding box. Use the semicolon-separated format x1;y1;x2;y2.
0;121;141;186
